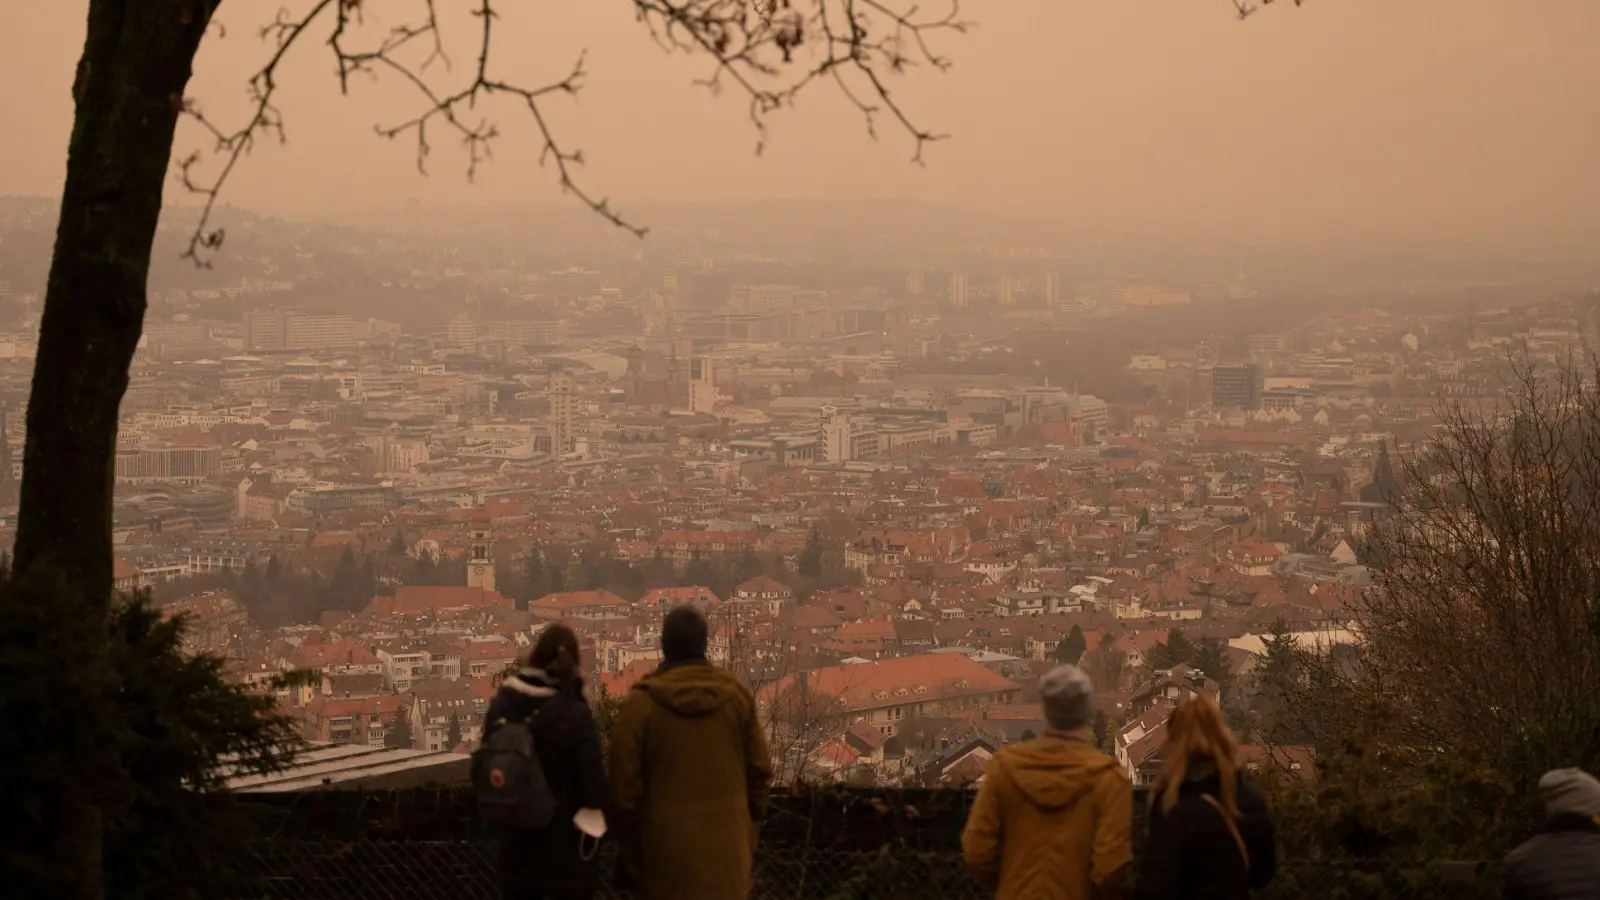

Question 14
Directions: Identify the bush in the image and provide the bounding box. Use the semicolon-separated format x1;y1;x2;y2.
0;582;305;899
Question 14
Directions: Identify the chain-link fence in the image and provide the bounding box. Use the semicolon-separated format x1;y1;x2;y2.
223;786;1498;900
229;839;994;900
228;786;995;899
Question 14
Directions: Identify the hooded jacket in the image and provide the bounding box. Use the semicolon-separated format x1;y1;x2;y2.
1503;814;1600;900
481;668;609;896
962;733;1134;900
607;659;773;900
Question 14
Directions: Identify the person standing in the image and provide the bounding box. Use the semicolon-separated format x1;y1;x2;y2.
1502;768;1600;899
1134;697;1275;900
962;664;1134;900
608;605;773;900
481;624;609;900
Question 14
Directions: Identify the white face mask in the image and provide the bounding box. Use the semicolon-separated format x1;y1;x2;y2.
573;808;607;839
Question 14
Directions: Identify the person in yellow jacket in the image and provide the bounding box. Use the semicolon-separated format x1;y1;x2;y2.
962;664;1133;900
608;605;773;900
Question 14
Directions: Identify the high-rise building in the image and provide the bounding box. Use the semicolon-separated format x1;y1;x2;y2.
114;444;223;484
998;276;1020;307
1042;273;1061;305
446;314;477;348
1211;364;1263;410
948;273;970;310
244;309;356;351
905;270;926;296
822;405;851;463
1246;334;1285;356
689;356;718;415
552;266;603;300
484;319;564;345
548;370;575;454
730;284;800;312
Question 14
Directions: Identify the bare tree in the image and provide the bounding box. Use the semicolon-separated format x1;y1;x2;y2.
10;5;962;893
760;666;846;784
1285;359;1600;785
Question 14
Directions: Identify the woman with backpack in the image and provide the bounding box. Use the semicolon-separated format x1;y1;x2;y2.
481;624;609;900
1134;697;1276;900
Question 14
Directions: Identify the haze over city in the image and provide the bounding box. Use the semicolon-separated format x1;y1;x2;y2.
3;0;1599;252
3;2;1600;899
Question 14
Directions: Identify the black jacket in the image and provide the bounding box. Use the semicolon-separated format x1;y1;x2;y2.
482;668;609;894
1503;815;1600;900
1134;771;1276;900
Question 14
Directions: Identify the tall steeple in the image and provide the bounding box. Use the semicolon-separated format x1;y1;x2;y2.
466;513;496;592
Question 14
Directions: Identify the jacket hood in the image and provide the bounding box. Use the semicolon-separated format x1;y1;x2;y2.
998;735;1117;811
635;661;741;717
499;667;560;700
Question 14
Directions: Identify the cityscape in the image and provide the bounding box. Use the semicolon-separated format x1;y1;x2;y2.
3;0;1599;898
2;190;1594;792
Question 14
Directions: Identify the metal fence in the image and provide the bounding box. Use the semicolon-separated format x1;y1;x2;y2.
224;787;1499;900
230;840;991;900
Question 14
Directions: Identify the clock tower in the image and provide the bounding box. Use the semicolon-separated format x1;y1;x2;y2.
466;516;496;592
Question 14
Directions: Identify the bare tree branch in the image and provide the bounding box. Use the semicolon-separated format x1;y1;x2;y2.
1229;0;1306;21
177;0;971;264
178;0;338;266
629;0;966;161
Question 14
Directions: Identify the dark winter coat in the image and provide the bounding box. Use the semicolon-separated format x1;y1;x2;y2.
1503;815;1600;900
1134;770;1276;900
608;658;773;900
481;668;609;898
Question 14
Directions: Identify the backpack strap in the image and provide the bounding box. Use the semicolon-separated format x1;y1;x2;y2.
1200;793;1250;873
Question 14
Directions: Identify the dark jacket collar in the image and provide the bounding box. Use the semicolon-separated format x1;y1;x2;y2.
1544;813;1600;835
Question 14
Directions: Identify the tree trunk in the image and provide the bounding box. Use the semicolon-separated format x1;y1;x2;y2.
7;1;215;896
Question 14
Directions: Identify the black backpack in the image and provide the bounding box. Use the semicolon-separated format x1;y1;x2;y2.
472;709;558;830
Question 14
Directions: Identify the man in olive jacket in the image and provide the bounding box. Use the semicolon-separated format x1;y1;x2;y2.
609;606;774;900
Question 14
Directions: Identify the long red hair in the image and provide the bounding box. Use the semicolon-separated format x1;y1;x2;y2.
1155;697;1241;816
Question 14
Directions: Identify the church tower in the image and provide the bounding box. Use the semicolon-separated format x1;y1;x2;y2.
466;515;496;592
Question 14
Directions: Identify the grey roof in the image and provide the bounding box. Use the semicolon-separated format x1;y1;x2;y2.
225;742;470;793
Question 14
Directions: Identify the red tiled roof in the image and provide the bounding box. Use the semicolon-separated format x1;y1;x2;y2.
638;586;720;608
293;639;379;669
371;586;505;617
532;589;630;610
765;652;1017;714
113;556;141;581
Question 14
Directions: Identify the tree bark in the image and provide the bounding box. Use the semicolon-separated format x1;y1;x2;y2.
8;1;216;896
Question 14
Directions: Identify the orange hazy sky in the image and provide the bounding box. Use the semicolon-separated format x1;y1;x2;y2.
2;1;1597;245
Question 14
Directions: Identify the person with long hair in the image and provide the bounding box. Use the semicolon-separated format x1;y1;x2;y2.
1134;697;1275;900
483;623;609;900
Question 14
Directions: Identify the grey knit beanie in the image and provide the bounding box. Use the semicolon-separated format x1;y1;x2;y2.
1040;664;1095;731
1540;768;1600;818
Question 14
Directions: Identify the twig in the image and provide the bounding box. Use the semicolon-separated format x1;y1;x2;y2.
178;0;977;264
